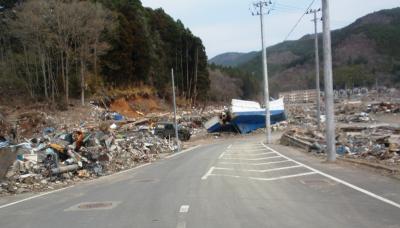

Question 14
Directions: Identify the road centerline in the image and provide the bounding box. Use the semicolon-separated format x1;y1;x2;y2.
179;205;190;213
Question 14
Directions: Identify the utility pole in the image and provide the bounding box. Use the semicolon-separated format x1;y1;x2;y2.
252;0;272;144
321;0;336;162
171;68;180;152
307;8;322;130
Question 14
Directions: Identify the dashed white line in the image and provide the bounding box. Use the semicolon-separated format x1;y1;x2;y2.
227;144;232;149
261;143;400;209
176;221;186;228
177;205;189;228
201;166;215;180
179;205;190;213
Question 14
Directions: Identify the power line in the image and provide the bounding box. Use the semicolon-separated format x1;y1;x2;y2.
282;0;316;42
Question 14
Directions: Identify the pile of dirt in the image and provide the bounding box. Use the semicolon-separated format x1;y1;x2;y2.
110;96;166;119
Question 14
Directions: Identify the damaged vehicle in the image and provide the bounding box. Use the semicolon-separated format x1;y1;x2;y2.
154;122;191;141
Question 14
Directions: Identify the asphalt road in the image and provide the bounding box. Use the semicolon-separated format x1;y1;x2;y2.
0;135;400;228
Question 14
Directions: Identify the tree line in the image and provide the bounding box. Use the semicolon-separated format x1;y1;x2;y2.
0;0;209;106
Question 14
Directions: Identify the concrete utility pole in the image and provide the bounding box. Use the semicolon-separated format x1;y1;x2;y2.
171;69;180;152
321;0;336;162
307;8;322;130
252;1;272;144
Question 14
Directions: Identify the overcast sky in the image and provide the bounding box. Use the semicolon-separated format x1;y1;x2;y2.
141;0;399;59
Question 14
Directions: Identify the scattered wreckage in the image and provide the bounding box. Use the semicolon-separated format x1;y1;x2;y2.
154;122;191;141
0;105;200;196
280;94;400;167
281;125;400;166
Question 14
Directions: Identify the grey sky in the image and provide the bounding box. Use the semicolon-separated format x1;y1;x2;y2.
141;0;399;59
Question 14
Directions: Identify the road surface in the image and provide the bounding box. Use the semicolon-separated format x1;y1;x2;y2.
0;135;400;228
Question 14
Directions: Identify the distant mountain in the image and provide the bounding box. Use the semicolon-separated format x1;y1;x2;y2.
219;7;400;95
209;52;258;67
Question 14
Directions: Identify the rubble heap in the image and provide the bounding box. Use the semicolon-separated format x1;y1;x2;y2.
281;125;400;166
0;106;177;196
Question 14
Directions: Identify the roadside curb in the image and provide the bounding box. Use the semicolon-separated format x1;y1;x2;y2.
337;157;400;177
165;145;202;159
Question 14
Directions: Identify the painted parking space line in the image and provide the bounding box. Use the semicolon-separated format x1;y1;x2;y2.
223;152;277;156
201;166;215;180
218;151;226;159
261;143;400;209
227;148;266;152
207;172;317;181
218;160;292;165
248;172;317;181
214;165;303;173
220;156;282;161
247;165;304;173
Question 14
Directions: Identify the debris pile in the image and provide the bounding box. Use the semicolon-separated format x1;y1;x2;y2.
366;102;400;114
338;126;400;165
281;125;400;166
0;105;182;196
337;112;372;123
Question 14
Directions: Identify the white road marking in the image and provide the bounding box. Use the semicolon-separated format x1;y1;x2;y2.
243;165;303;173
220;156;282;161
177;205;189;228
0;162;151;210
208;172;316;181
176;221;186;228
218;160;292;165
214;167;234;170
201;166;215;180
166;145;202;159
227;144;232;149
179;205;190;213
218;151;226;159
261;143;400;209
226;149;267;152
209;174;241;178
213;165;303;173
223;152;277;156
248;172;317;181
0;186;74;209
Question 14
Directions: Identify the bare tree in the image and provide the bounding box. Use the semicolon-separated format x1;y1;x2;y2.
208;69;243;102
10;0;113;105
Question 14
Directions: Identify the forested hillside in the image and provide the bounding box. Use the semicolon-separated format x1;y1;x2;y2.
214;7;400;97
0;0;209;105
208;52;258;67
